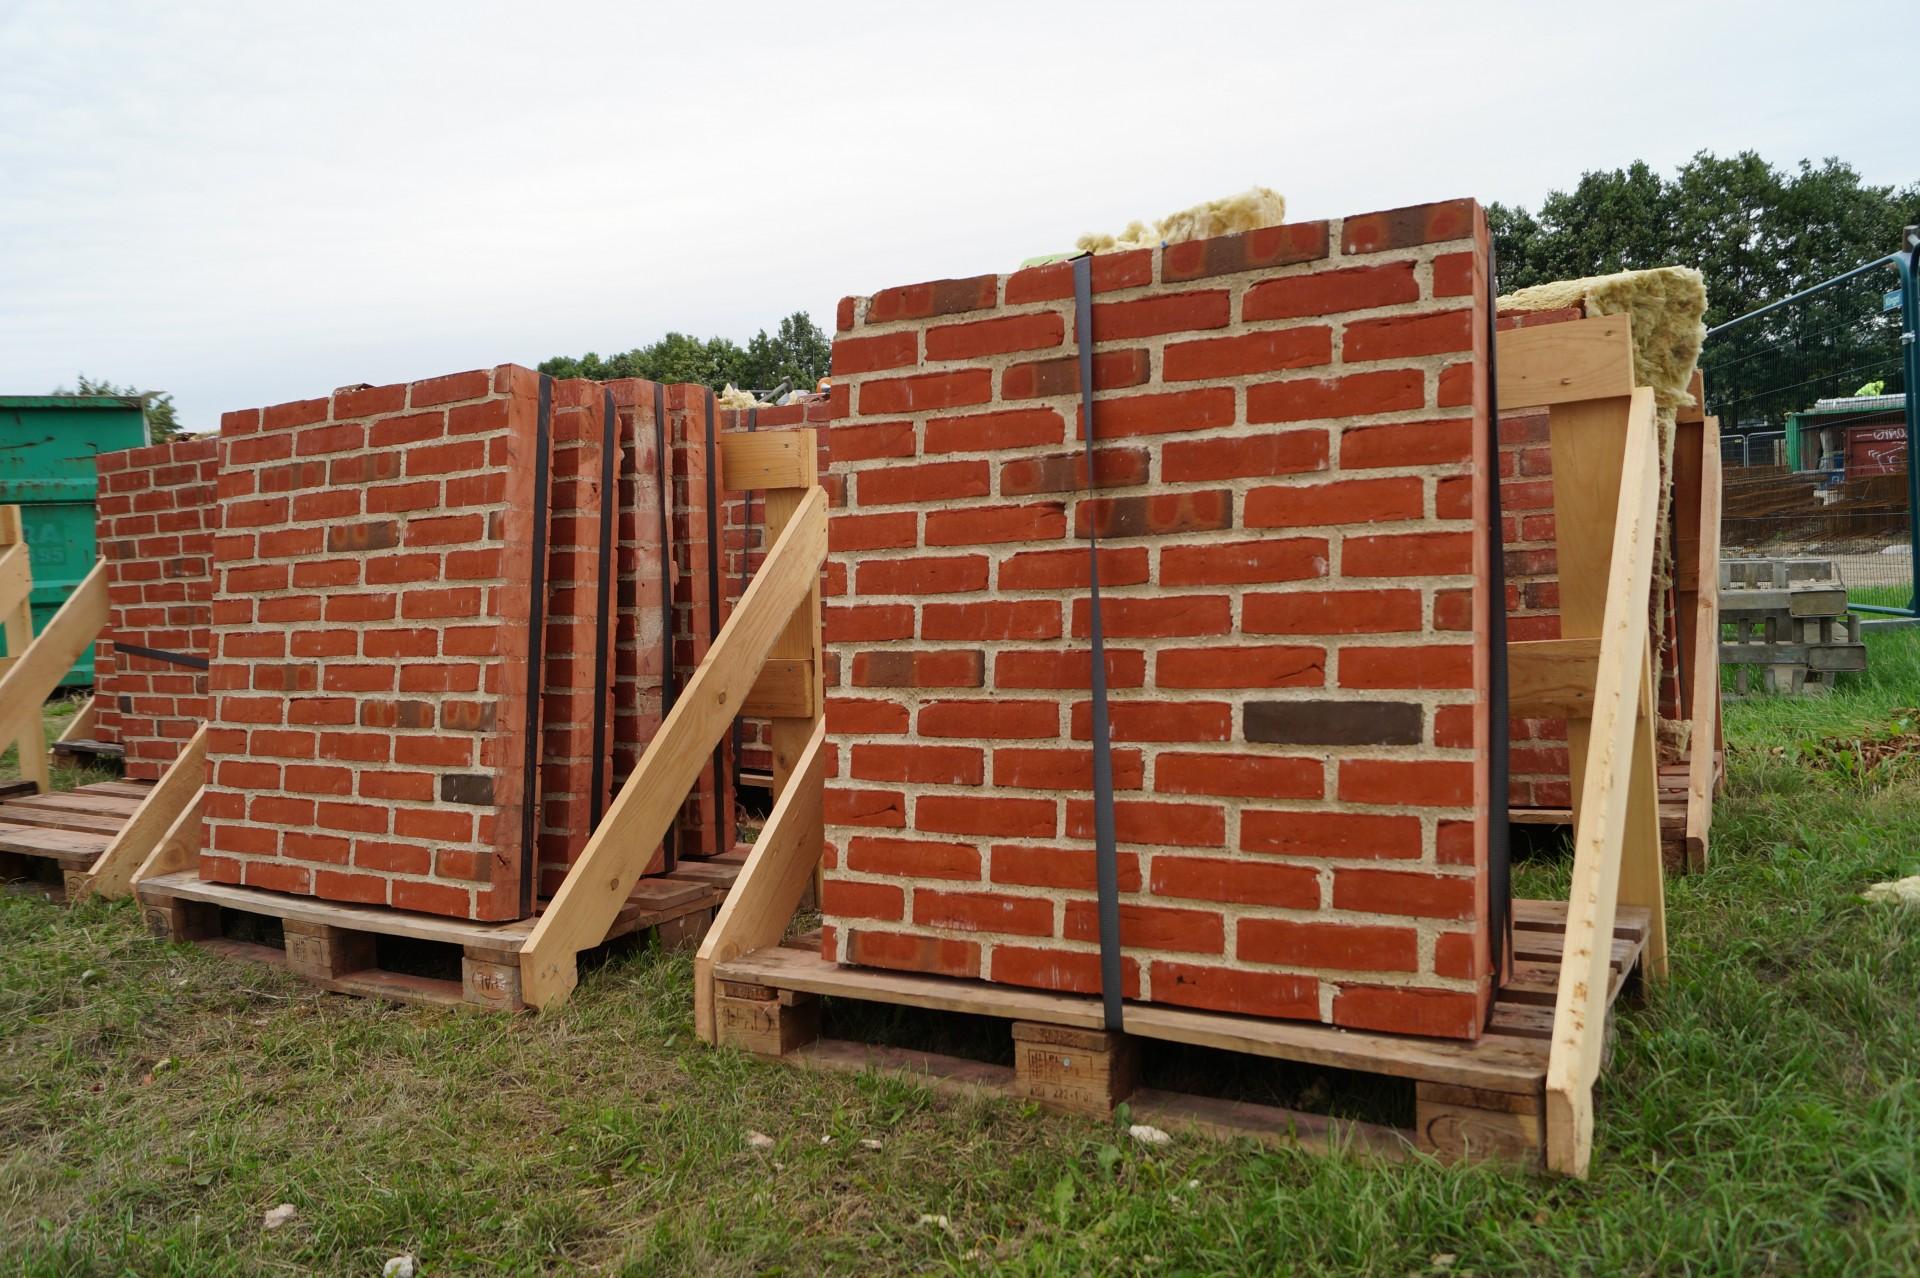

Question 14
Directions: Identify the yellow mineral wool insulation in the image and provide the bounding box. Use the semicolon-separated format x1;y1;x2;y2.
716;384;761;410
1076;186;1287;255
1499;266;1707;412
1501;267;1710;762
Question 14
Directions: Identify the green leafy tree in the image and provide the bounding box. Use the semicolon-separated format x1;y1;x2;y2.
53;375;184;440
540;312;830;397
1492;152;1920;429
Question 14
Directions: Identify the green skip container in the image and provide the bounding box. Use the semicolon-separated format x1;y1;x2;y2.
0;396;151;685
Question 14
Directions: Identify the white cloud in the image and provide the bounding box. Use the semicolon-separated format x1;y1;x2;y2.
0;0;1909;426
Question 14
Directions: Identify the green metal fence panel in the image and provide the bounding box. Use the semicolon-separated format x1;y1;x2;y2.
0;396;150;684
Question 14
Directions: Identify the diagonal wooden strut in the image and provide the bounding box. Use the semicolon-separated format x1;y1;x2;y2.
77;725;206;899
519;483;828;1008
1543;386;1662;1177
0;555;107;794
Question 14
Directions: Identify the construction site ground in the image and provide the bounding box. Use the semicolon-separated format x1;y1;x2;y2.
6;641;1920;1275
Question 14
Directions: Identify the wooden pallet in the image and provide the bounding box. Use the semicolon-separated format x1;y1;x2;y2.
136;861;740;1010
711;901;1649;1168
0;780;151;898
1509;752;1722;872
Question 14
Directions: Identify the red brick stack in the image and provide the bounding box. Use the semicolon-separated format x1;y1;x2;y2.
202;368;550;920
93;438;221;781
536;381;619;896
665;386;735;859
818;199;1501;1040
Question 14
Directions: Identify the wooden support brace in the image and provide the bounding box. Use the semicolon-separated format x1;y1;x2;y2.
519;483;827;1009
54;695;99;745
1543;386;1663;1178
0;556;107;794
77;725;206;899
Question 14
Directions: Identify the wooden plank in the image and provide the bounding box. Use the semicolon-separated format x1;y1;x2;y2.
1684;424;1723;871
520;485;829;1008
717;943;1552;1093
1495;315;1636;410
694;718;826;1042
741;658;815;718
7;792;144;816
0;805;124;835
136;870;539;950
85;735;210;900
127;787;203;889
1544;387;1661;1179
0;557;107;793
0;823;111;867
718;429;814;492
1507;637;1600;716
0;542;37;631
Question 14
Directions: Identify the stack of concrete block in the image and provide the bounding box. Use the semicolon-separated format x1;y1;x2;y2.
819;198;1502;1040
1719;557;1866;696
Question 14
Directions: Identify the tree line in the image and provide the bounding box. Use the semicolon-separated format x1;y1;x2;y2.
537;311;832;398
1490;152;1918;430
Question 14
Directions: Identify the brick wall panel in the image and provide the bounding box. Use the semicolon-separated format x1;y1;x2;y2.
201;368;549;921
94;438;220;779
821;201;1500;1040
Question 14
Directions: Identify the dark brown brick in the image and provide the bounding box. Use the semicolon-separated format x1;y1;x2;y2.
1243;700;1423;746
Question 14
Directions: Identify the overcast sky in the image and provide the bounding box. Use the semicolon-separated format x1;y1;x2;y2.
1;0;1910;430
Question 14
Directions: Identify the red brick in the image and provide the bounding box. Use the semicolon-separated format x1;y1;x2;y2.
1338;759;1473;807
824;786;908;829
925;311;1064;361
856;554;989;596
1155;751;1322;800
1241;810;1422;859
1242;260;1420;320
1163;326;1332;381
914;889;1053;935
821;878;906;921
924;407;1064;454
1340;645;1475;690
844;835;982;881
1085;387;1235;439
992;648;1147;690
1157;644;1324;688
997;545;1149;591
1343;531;1473;577
1074;490;1230;539
1069;594;1230;639
918;699;1059;739
1239;920;1418;971
991;746;1145;791
847;930;981;979
1161;429;1328;483
1150;856;1319;908
854;459;990;507
864;275;998;324
990;844;1143;892
993;945;1141;998
1247;370;1425;423
920;600;1061;642
1344;308;1474;362
1333;985;1483;1038
1004;250;1151;303
1064;901;1223;954
1341;419;1472;469
1245;477;1423;528
925;502;1067;547
1150;962;1318;1019
832;330;919;376
1002;349;1151;400
1243;588;1422;634
1341;199;1475;254
849;742;984;786
1159;537;1327;586
1064;798;1225;848
858;369;993;416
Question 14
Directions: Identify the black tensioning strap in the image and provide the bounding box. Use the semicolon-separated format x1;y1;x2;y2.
1073;254;1125;1032
111;642;209;672
1484;247;1513;984
519;375;554;915
590;387;617;828
654;383;678;871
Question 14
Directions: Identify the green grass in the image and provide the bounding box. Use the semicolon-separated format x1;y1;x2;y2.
6;646;1920;1275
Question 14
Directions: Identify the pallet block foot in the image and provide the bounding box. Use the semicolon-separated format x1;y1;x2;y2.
1012;1022;1139;1115
144;895;219;942
1415;1082;1545;1167
715;981;822;1056
282;919;375;981
462;948;525;1011
656;906;713;953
